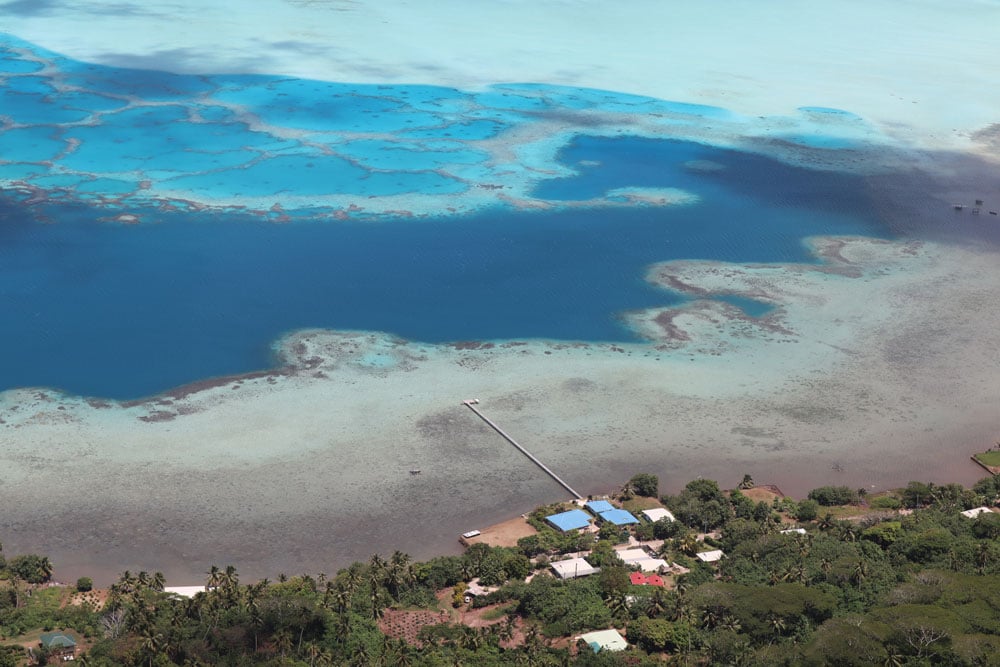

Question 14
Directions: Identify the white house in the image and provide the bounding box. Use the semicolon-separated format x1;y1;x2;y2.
960;507;996;519
642;507;676;523
578;629;628;652
695;549;724;563
550;557;600;579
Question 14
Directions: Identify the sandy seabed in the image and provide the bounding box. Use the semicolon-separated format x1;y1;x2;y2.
2;0;1000;584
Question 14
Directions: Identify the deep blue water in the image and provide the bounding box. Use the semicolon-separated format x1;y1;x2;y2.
1;136;885;399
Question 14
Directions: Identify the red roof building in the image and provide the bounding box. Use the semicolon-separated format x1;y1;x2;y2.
629;571;666;587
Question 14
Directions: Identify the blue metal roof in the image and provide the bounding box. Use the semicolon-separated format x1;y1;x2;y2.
585;500;615;515
545;509;592;532
599;509;639;526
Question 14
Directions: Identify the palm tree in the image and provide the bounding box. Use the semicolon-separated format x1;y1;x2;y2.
152;571;166;592
222;565;240;594
701;607;721;629
345;562;364;593
851;559;869;585
677;533;699;557
738;474;755;490
646;588;668;618
767;614;786;644
606;592;629;619
498;616;516;644
720;615;742;633
38;557;54;582
818;513;835;532
882;646;905;667
274;629;293;658
299;573;317;593
305;642;322;667
838;522;858;543
976;542;991;575
206;565;222;589
139;628;164;667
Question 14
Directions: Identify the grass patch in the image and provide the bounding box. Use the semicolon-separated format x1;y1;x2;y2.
480;604;514;621
974;451;1000;466
622;496;663;513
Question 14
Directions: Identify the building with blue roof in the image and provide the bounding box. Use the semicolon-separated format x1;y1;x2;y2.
599;509;640;526
545;509;592;532
584;499;615;515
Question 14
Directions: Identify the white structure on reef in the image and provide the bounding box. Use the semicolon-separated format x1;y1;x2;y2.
696;549;725;563
642;508;675;523
550;557;600;579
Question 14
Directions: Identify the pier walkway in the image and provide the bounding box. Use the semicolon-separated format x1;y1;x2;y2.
462;399;583;500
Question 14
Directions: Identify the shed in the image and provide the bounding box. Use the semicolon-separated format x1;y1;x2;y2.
599;509;639;526
551;557;600;580
578;628;628;653
615;548;651;564
545;509;592;532
39;632;77;660
585;499;616;515
696;549;724;563
633;557;670;573
960;507;996;519
642;507;676;523
780;528;807;535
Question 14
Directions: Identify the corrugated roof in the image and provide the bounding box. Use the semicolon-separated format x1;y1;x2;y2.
642;507;675;522
585;499;615;515
545;509;592;532
578;629;628;652
599;508;639;526
40;632;76;649
551;557;600;579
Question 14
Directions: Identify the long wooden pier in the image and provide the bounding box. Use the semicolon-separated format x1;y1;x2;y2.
462;399;583;499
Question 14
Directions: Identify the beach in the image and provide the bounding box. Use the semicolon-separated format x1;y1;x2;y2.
1;0;999;585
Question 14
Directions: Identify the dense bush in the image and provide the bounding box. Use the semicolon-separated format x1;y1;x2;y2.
807;486;858;506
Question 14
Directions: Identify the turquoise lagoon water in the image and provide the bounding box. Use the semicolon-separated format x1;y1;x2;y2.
0;35;886;399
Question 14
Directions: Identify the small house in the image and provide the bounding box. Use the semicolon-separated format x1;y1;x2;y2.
599;509;639;526
577;628;628;652
545;509;592;532
39;632;77;661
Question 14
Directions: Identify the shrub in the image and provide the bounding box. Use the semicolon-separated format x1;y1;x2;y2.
795;499;820;521
869;495;902;510
629;473;659;498
76;577;93;593
807;486;858;506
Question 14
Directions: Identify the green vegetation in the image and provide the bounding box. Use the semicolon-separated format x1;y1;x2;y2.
807;485;859;506
974;450;1000;467
1;472;999;665
625;473;659;498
